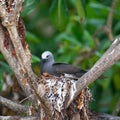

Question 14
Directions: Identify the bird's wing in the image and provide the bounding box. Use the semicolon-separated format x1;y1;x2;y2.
53;63;86;75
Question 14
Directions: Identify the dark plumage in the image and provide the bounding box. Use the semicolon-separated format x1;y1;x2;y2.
40;51;86;77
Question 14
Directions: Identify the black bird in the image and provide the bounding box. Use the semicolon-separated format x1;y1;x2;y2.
40;51;86;78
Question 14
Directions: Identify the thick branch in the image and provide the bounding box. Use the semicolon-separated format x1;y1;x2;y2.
0;96;28;113
0;116;37;120
88;110;120;120
66;36;120;107
0;23;34;103
0;1;52;119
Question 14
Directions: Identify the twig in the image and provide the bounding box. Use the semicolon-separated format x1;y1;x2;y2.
0;96;28;113
19;94;34;104
107;0;118;30
93;0;118;42
65;36;120;107
104;0;118;41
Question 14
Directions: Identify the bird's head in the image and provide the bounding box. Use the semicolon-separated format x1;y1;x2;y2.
41;51;54;63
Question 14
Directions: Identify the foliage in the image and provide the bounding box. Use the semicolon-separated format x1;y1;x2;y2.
0;0;120;115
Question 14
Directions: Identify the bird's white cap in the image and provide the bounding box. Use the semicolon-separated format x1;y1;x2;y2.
41;51;53;59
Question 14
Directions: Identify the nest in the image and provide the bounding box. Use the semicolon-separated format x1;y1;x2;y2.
38;74;92;120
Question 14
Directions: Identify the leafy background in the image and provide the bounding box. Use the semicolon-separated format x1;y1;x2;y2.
0;0;120;115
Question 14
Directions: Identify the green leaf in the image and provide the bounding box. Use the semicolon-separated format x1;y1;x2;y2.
90;3;110;11
55;33;81;46
0;61;10;72
0;73;3;90
31;55;40;63
49;0;69;31
113;74;120;90
26;31;40;43
110;92;120;111
22;0;40;16
83;30;95;47
75;0;85;23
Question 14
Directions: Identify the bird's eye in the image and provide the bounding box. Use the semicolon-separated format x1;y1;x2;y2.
46;55;49;58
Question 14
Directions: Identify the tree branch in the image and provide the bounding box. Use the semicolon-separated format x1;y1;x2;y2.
66;36;120;107
0;1;52;119
107;0;118;30
0;116;37;120
88;110;120;120
0;22;34;103
93;0;118;42
0;96;28;113
104;0;118;41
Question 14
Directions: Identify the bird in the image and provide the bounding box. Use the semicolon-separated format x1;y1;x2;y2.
40;51;86;78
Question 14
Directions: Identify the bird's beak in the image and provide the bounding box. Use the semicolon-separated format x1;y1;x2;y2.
41;59;47;62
